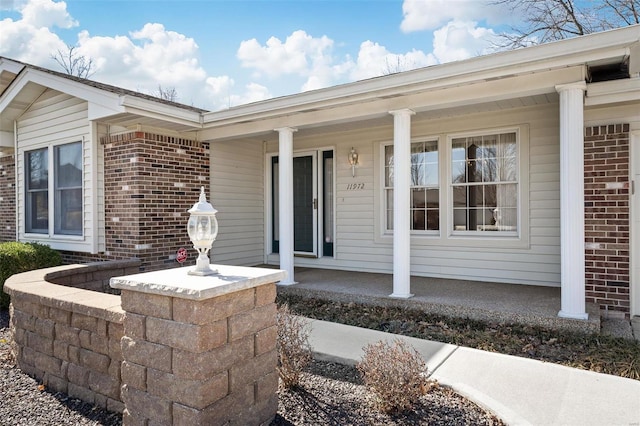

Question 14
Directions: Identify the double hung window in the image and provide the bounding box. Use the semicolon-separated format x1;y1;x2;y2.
25;141;83;236
451;131;518;233
384;139;439;232
381;128;519;238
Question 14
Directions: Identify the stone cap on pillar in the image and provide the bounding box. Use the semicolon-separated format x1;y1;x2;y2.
110;264;286;301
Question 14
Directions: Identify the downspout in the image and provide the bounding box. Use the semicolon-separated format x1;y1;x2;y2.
13;120;18;241
89;123;99;254
263;140;268;265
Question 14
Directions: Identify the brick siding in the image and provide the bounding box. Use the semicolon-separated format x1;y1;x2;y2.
584;124;630;318
0;155;16;242
100;131;210;272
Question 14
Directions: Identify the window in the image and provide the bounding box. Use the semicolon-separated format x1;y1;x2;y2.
451;131;517;233
25;142;83;236
384;139;439;232
25;148;48;233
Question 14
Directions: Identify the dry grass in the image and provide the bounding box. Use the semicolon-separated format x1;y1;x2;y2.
276;303;313;388
277;294;640;380
357;339;433;414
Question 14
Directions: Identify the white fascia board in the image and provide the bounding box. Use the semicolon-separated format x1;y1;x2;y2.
0;68;125;120
586;77;640;106
199;66;583;141
202;25;639;127
119;95;202;128
0;58;25;75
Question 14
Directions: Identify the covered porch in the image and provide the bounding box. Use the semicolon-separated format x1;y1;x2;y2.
275;267;601;334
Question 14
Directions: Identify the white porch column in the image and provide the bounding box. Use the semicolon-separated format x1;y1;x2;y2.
275;127;297;285
389;109;415;298
556;82;588;320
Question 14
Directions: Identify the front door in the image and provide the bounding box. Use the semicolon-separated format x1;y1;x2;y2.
272;152;318;257
293;154;317;255
271;149;334;258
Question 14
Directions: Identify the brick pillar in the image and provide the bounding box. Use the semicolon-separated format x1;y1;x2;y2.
584;123;630;318
111;265;286;426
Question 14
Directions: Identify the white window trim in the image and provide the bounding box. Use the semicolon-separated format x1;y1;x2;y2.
447;127;520;238
375;125;530;250
381;136;441;237
21;141;85;244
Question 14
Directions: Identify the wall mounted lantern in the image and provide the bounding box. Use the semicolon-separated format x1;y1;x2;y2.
187;186;218;276
348;147;359;177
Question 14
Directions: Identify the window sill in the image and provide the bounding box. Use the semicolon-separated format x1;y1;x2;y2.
375;231;529;250
20;234;91;253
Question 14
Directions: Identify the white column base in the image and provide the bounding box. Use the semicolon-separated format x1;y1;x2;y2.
558;310;589;320
389;292;414;299
277;279;298;286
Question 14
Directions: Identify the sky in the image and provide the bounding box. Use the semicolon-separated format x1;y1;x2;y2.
0;0;523;111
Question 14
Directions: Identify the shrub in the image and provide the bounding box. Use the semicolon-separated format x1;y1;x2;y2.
276;302;313;388
357;338;431;413
0;242;62;310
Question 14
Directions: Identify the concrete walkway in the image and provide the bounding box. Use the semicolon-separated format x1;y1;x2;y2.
307;318;640;426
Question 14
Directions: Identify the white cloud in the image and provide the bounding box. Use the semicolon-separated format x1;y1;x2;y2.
73;25;213;107
400;0;501;32
237;30;334;78
350;40;436;81
432;20;499;63
20;0;76;28
236;30;355;93
0;16;66;66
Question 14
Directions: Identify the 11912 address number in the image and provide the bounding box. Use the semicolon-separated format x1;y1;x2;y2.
346;183;365;190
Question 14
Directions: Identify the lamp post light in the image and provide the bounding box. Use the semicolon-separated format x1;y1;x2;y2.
187;186;218;276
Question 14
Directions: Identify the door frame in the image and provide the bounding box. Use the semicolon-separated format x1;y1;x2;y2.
631;130;640;317
265;147;335;261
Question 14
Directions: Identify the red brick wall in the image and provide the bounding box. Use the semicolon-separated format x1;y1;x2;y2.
101;131;210;272
0;155;16;242
584;124;630;318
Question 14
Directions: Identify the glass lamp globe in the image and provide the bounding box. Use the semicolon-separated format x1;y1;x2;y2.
187;186;218;276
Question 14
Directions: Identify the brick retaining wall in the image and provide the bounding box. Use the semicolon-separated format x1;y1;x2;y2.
4;260;140;413
5;262;286;425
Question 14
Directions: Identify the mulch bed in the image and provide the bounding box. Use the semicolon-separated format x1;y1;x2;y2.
273;360;503;425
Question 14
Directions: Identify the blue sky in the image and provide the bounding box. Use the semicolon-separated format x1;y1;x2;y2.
0;0;519;110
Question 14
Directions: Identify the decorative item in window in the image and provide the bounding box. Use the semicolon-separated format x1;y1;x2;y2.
348;147;359;177
187;186;218;276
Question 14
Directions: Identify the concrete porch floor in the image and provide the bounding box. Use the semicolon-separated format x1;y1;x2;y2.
273;267;604;334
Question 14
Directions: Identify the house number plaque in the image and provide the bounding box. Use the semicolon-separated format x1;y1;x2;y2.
346;183;365;190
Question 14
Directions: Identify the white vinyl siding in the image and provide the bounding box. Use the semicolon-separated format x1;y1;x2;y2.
16;90;96;253
261;103;561;286
210;139;264;266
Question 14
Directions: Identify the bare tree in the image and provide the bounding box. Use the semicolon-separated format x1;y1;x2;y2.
382;56;416;75
155;85;179;102
51;45;95;79
493;0;639;49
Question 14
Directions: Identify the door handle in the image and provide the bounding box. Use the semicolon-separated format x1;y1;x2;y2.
313;198;318;209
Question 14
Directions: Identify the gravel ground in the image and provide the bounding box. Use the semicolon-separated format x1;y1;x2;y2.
273;361;504;426
1;309;502;425
0;309;122;426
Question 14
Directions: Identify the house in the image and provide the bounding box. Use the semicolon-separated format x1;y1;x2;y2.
1;25;639;321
